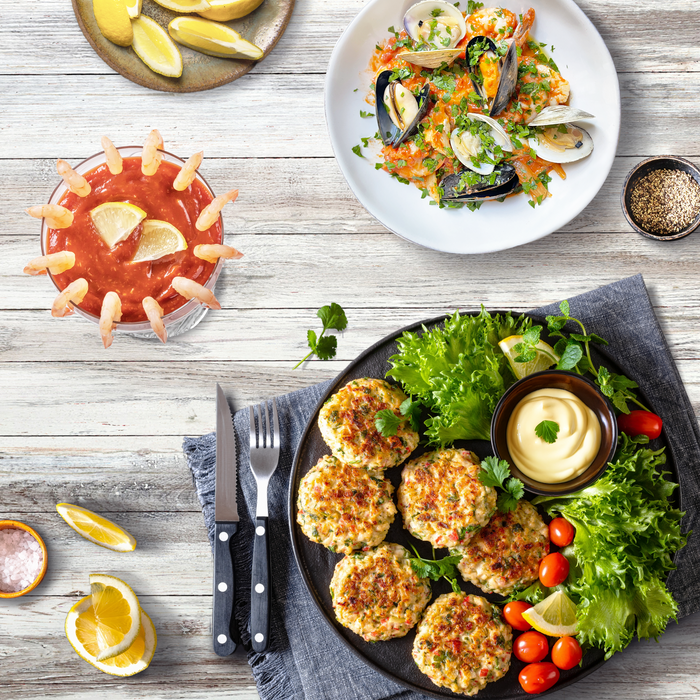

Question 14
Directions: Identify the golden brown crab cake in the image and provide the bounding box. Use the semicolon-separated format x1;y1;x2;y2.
413;592;512;695
329;542;432;642
455;500;549;596
318;378;419;470
397;449;497;549
296;455;396;554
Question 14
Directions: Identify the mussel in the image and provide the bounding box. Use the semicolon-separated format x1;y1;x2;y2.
397;0;467;69
375;70;430;147
440;163;519;202
466;35;518;118
450;113;513;175
527;106;595;164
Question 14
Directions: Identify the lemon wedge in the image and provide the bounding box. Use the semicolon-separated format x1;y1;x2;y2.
124;0;142;18
168;16;264;60
132;220;188;262
132;15;184;78
521;590;577;637
66;595;157;676
90;202;147;248
499;335;559;379
198;0;264;21
86;574;142;661
153;0;212;11
56;503;137;552
93;0;133;47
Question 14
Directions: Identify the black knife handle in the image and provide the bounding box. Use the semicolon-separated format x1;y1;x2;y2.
213;522;238;656
250;516;271;652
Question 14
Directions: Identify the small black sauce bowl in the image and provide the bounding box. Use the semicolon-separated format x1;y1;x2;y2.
621;155;700;241
491;370;618;496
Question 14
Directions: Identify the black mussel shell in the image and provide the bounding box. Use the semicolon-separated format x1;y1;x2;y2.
440;163;518;202
490;40;518;117
375;70;431;147
466;35;498;101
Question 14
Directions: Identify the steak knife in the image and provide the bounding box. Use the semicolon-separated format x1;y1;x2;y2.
213;383;240;656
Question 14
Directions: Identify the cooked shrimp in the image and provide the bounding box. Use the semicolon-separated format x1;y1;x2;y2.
101;136;123;175
51;278;88;318
57;159;91;197
26;204;74;229
537;64;570;105
99;291;122;348
195;189;238;231
512;8;535;47
193;244;243;263
172;276;221;310
23;251;75;276
142;129;164;176
142;296;167;344
173;151;203;191
467;6;517;40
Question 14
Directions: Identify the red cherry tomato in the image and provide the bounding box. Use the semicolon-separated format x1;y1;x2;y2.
539;552;570;587
518;662;560;694
551;636;583;670
503;601;532;631
549;517;575;548
617;410;662;440
514;631;549;663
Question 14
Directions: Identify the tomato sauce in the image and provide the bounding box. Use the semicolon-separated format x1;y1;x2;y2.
47;157;222;322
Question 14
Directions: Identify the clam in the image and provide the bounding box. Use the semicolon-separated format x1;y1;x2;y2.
528;105;595;127
375;70;430;147
527;106;594;164
466;36;518;117
397;0;467;69
450;113;513;176
440;163;519;202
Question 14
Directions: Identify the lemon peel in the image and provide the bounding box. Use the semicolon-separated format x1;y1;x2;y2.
56;503;136;552
521;590;577;637
132;220;188;262
93;0;133;47
90;202;147;248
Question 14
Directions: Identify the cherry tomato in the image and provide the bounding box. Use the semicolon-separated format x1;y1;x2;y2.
514;631;549;663
549;517;575;548
551;636;583;670
503;601;532;631
617;410;662;440
518;662;560;694
539;552;570;587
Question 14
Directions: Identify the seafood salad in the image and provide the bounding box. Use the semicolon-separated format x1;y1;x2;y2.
362;1;595;209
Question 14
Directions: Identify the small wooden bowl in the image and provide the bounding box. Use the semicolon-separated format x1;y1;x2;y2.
0;520;48;598
491;370;618;496
621;155;700;241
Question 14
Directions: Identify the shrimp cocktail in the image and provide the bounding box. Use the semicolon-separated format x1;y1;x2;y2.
24;130;243;347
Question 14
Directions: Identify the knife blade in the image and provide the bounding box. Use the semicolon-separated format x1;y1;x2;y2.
212;383;239;656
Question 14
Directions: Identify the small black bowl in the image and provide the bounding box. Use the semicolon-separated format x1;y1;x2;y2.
491;370;618;496
621;155;700;241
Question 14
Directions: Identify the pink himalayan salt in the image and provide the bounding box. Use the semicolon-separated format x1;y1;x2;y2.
0;528;44;593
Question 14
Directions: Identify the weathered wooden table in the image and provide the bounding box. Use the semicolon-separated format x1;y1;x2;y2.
1;0;699;698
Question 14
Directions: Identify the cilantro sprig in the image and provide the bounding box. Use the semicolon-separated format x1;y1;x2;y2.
293;303;347;369
535;420;559;444
374;397;422;437
408;544;462;593
479;456;524;513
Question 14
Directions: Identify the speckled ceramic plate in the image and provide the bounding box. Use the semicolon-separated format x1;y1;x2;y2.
72;0;294;92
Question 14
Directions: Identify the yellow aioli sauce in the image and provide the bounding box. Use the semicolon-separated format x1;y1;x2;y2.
506;388;602;483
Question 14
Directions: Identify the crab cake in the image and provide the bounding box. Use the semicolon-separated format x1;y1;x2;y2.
330;542;432;641
296;455;396;554
398;449;497;549
318;378;419;470
413;592;512;695
455;500;549;596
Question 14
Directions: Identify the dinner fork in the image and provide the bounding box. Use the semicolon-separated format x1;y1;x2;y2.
249;398;280;653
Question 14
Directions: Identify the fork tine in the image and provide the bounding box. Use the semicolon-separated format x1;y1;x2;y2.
272;398;279;449
263;401;270;448
249;406;256;449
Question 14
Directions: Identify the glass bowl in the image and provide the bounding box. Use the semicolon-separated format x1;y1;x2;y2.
0;519;48;598
40;146;224;340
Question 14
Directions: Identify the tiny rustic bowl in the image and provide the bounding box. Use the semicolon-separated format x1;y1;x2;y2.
621;155;700;241
491;370;618;496
0;520;48;598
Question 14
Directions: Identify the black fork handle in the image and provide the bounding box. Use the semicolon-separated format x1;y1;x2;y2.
250;516;270;652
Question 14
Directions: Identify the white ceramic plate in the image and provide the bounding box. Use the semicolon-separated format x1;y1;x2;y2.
325;0;620;254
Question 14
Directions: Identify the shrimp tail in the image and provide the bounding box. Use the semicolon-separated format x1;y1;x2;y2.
51;278;88;318
172;276;221;310
99;291;122;348
143;296;168;344
193;244;243;263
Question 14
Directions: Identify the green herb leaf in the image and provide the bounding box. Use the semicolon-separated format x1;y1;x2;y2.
294;303;348;368
535;420;560;444
315;334;337;361
360;110;374;118
317;303;348;332
408;545;462;591
556;341;583;370
480;457;524;513
400;397;422;431
375;409;403;437
351;144;363;158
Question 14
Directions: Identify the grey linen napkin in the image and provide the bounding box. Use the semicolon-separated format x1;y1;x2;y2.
183;273;700;700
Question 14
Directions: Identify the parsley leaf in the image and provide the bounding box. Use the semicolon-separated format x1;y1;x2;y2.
408;545;462;593
351;144;363;158
359;110;374;118
375;409;403;437
294;303;348;369
317;302;348;332
479;456;524;513
400;397;422;431
315;334;337;361
535;420;559;444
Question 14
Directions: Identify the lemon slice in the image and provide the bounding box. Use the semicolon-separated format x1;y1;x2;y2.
66;596;156;676
499;335;559;379
90;202;147;248
132;15;184;78
124;0;142;18
132;220;188;262
168;16;264;59
93;0;133;47
56;503;136;552
198;0;264;21
153;0;212;11
521;590;577;637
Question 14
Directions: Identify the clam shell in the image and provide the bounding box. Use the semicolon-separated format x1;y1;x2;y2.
375;70;431;147
450;113;513;176
528;124;594;164
528;105;595;127
403;0;467;47
397;48;462;69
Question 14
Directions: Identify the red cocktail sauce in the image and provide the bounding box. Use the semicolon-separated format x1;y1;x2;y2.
47;157;222;322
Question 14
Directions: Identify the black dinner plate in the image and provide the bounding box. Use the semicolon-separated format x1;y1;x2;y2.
288;312;679;699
